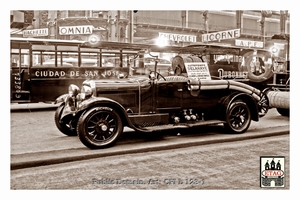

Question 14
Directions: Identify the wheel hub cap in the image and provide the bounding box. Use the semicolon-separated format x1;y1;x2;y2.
99;123;108;131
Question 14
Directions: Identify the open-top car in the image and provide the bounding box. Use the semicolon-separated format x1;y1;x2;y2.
54;54;269;149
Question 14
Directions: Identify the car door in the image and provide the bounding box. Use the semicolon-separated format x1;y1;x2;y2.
156;79;184;112
181;79;230;111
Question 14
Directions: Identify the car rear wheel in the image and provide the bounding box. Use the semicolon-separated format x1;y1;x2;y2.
54;103;77;136
77;107;123;149
224;101;251;134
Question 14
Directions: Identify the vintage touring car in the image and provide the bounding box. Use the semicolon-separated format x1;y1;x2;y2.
54;55;269;149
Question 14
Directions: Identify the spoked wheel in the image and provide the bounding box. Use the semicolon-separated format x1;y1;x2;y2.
77;107;123;149
54;103;77;136
224;101;251;134
258;89;270;117
171;55;186;75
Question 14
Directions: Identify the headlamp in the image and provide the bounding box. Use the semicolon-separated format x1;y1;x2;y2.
68;84;80;97
80;85;93;100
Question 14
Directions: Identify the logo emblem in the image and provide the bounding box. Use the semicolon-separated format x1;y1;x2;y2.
260;156;285;187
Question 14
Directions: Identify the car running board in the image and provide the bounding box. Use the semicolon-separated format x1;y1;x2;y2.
137;120;225;132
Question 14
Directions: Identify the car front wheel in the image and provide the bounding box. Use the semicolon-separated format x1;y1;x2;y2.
77;107;123;149
224;101;251;134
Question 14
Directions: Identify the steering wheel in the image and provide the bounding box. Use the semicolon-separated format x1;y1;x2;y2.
149;71;166;81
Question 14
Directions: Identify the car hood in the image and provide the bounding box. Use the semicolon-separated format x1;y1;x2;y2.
88;77;151;92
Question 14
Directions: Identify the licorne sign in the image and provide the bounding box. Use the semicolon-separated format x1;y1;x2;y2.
202;29;240;42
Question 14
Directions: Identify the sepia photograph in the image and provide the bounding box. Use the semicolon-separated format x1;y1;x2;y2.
5;0;297;199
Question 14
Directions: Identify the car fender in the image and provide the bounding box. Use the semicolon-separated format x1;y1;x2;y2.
55;93;69;104
54;94;74;122
220;92;259;121
76;96;140;130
